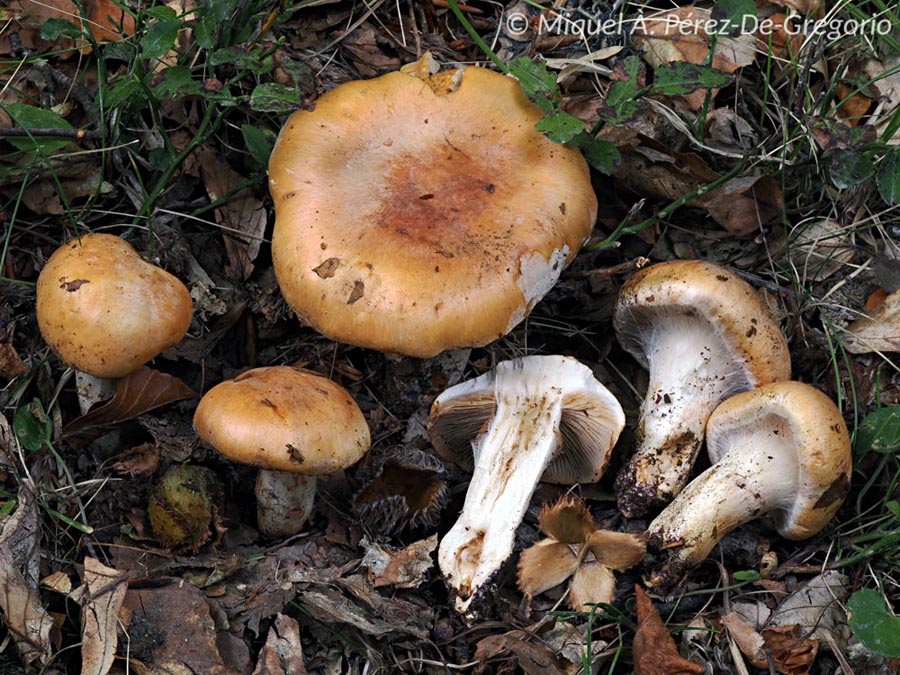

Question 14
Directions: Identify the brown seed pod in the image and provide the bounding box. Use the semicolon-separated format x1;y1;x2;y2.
352;447;447;535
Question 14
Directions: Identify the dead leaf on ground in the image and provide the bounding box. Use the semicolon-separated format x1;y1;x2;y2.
864;57;900;143
633;585;705;675
474;630;571;675
7;0;135;54
761;625;820;675
0;481;55;669
0;343;28;381
79;557;128;675
196;146;268;281
787;218;856;281
119;580;241;674
252;613;307;675
767;571;850;646
360;534;436;588
61;366;196;446
722;611;768;668
843;290;900;353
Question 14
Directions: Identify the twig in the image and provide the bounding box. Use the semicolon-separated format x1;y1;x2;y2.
0;128;100;139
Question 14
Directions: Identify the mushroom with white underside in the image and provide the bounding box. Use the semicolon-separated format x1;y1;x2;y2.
427;355;625;617
613;259;791;517
193;366;371;538
645;380;852;592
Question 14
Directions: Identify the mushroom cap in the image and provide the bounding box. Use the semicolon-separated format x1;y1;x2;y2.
614;260;791;386
428;355;625;484
36;233;192;378
706;380;852;539
194;366;371;474
268;57;597;358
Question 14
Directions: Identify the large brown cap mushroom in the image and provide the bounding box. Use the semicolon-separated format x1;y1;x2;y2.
427;355;625;617
194;366;371;536
36;233;192;378
645;380;852;592
613;259;791;517
268;54;597;358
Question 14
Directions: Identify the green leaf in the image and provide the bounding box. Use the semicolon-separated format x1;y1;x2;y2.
3;102;74;153
194;13;218;50
606;56;641;107
13;400;52;452
508;57;559;113
535;112;584;144
241;124;275;168
830;149;875;189
711;0;756;35
105;76;143;108
886;500;900;521
41;18;83;41
652;63;733;96
249;83;306;113
731;570;762;581
142;6;177;20
571;133;620;174
140;19;181;60
155;65;203;98
209;47;270;74
854;406;900;457
848;589;900;657
877;150;900;205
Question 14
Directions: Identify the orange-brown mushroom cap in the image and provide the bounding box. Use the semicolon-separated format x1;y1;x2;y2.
36;233;193;378
193;366;370;474
268;56;597;358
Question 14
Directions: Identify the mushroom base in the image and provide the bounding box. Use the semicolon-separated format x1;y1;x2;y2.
256;470;317;538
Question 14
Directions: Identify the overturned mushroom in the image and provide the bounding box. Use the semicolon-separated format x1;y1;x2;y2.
194;366;371;537
268;53;597;357
428;355;625;617
646;381;852;592
613;260;791;517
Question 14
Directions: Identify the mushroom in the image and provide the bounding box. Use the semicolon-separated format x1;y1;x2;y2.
268;53;597;358
645;381;852;591
193;366;371;537
428;355;625;616
613;260;791;517
36;233;192;378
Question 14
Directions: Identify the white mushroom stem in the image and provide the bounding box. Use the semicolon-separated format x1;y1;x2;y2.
646;432;795;589
617;320;752;515
439;387;564;616
256;470;317;538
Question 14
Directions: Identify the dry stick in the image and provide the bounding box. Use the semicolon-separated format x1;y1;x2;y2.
0;128;101;139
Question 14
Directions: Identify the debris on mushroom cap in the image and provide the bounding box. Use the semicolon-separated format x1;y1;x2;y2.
36;233;193;378
193;365;370;474
645;380;852;592
427;355;625;617
352;447;448;535
612;259;791;517
268;53;598;358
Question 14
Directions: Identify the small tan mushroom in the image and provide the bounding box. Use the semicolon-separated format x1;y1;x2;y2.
613;259;791;517
194;366;371;537
645;381;852;591
36;233;192;378
268;54;597;357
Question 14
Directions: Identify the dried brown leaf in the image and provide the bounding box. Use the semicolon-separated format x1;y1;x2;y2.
586;530;647;571
761;625;819;675
474;631;569;675
568;559;616;612
9;0;134;54
61;366;196;446
111;442;162;477
0;343;28;381
538;494;596;543
0;482;54;669
196;146;268;281
721;611;767;668
633;585;705;675
517;538;580;598
361;534;436;588
701;174;784;235
80;558;128;675
252;613;307;675
843;290;900;353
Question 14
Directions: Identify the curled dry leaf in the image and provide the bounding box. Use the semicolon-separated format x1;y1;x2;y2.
80;558;128;675
61;366;196;446
843;290;900;353
360;534;437;589
633;585;705;675
252;613;307;675
474;630;571;675
761;625;819;675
